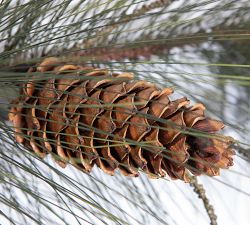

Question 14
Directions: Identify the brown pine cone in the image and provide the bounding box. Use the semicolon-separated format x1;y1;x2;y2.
8;57;235;182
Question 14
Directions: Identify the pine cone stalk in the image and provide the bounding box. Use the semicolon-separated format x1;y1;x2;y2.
8;57;235;182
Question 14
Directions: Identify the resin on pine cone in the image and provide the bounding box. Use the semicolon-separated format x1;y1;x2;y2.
8;57;235;182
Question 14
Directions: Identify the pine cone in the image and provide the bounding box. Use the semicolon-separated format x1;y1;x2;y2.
8;57;235;182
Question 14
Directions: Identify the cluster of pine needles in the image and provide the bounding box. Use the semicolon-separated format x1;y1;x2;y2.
0;1;250;225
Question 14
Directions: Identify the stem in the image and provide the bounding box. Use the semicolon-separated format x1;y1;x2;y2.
189;176;217;225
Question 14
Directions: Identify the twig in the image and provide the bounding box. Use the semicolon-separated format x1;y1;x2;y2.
82;0;175;48
189;176;217;225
